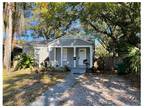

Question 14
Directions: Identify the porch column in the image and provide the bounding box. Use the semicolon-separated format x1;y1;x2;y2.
54;48;56;61
90;46;93;67
74;47;76;68
54;48;56;65
61;47;63;67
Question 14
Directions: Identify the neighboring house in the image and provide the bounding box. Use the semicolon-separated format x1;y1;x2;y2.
23;37;94;69
3;40;23;64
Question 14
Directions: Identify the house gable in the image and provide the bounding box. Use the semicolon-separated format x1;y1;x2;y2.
48;38;93;47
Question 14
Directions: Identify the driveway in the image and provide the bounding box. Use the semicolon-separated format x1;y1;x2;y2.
30;73;140;106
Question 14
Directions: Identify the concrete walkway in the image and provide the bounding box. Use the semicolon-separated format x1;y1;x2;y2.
70;68;85;74
30;73;82;106
30;73;140;106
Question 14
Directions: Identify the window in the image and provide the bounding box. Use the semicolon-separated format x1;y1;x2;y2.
63;48;67;61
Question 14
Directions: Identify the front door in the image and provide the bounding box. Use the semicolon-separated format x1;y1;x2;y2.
79;48;86;66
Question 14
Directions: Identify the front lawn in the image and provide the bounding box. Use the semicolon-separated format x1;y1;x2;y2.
3;68;68;105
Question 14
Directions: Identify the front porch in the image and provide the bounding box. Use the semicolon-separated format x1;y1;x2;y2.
48;46;93;68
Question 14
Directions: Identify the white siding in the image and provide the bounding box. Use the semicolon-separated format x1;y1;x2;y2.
34;47;48;67
39;47;48;64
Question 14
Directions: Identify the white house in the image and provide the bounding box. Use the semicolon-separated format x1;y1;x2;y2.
23;36;94;69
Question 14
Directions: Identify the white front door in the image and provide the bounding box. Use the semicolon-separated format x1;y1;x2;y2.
79;48;86;65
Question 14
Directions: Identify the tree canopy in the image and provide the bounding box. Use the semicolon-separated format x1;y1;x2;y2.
27;2;141;74
3;2;140;74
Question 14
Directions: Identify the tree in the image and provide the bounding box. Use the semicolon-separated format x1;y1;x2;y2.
95;44;110;57
3;3;13;72
4;2;140;74
28;2;81;40
3;2;32;72
78;2;140;74
79;3;140;55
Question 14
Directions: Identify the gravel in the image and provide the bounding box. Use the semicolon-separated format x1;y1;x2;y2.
30;73;140;106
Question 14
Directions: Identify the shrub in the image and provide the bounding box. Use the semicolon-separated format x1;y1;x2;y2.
63;65;71;72
46;65;70;72
117;46;140;75
124;47;140;75
14;53;35;71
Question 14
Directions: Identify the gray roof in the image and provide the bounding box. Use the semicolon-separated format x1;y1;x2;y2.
24;40;50;47
49;38;93;46
24;38;93;47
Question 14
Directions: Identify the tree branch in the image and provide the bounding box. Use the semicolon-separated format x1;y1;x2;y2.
86;19;108;35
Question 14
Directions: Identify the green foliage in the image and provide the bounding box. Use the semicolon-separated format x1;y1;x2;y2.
46;65;70;72
79;2;140;56
27;3;80;39
124;47;140;75
95;44;110;57
117;47;140;75
80;2;140;75
10;3;140;75
15;53;35;70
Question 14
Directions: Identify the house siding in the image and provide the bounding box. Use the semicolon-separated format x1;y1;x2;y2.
33;47;48;67
39;47;48;65
23;46;34;56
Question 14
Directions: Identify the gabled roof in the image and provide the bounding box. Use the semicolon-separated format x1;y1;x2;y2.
24;40;50;47
49;38;93;46
23;37;93;47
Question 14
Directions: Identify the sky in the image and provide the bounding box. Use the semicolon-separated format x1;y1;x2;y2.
12;5;100;45
16;30;45;41
15;18;99;45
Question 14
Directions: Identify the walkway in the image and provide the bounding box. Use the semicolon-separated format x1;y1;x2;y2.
30;73;81;106
30;73;140;106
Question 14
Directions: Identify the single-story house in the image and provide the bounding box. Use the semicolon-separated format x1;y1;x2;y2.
23;37;94;69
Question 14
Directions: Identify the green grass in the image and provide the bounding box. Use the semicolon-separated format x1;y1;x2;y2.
3;68;68;106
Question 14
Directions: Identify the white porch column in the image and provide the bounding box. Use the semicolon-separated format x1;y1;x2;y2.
61;47;63;67
90;46;93;67
74;47;76;68
54;48;56;61
54;48;56;66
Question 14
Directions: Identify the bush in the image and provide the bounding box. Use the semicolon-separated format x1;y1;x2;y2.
46;65;70;72
14;53;35;71
117;47;140;75
124;47;140;75
63;65;71;72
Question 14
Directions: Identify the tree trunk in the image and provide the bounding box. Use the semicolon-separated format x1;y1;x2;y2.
4;3;13;72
